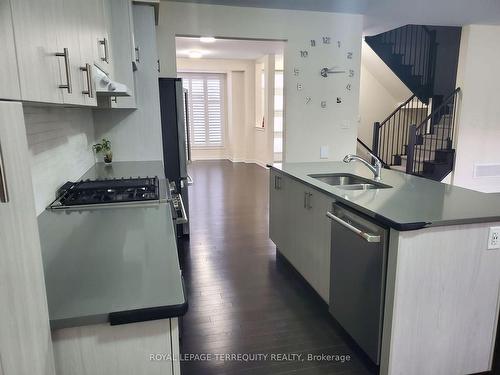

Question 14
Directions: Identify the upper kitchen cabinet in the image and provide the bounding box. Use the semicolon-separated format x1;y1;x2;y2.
10;0;63;104
98;0;137;109
0;0;21;100
9;0;100;105
85;0;114;76
54;0;90;106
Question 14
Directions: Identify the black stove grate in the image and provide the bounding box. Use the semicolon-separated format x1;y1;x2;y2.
60;177;159;206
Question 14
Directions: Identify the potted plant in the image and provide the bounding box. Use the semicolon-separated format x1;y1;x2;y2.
92;138;113;165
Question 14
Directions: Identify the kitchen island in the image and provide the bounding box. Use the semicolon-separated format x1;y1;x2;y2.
269;162;500;375
38;161;186;375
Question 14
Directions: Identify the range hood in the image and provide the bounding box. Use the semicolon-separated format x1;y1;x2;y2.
92;65;130;97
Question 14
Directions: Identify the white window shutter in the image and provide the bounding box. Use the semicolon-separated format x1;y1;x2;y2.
179;73;225;148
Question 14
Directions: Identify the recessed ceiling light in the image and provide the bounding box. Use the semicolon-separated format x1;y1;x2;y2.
188;50;203;59
200;37;216;43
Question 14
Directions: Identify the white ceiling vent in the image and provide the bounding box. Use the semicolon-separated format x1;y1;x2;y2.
473;163;500;178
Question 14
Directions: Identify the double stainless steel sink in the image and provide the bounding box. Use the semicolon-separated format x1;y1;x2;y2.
308;173;392;190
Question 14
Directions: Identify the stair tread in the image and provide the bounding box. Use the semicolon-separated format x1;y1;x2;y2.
400;155;433;162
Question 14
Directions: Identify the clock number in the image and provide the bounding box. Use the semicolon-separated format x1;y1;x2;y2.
346;84;352;91
337;97;342;104
337;40;341;48
322;37;331;45
306;97;311;104
293;68;300;76
310;40;316;47
321;101;327;109
349;69;355;77
300;50;308;58
347;52;353;59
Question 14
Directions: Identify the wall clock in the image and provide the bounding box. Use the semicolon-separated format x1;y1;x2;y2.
294;36;354;108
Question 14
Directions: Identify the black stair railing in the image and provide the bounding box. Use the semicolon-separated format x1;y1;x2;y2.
406;87;461;175
372;94;430;166
356;138;390;168
366;25;437;103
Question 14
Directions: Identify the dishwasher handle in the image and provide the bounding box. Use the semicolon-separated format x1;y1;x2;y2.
326;211;381;243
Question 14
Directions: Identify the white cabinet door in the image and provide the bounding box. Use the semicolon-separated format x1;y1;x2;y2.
52;319;174;375
310;190;333;302
0;0;20;100
0;102;56;375
55;0;88;106
269;171;285;250
106;0;137;109
86;0;113;75
10;0;63;104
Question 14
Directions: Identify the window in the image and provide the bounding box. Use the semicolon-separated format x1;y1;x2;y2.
179;73;225;148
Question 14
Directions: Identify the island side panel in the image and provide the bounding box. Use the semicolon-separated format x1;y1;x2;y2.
383;223;500;375
52;319;176;375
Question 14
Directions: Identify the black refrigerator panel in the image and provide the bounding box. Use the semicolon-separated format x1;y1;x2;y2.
159;78;188;188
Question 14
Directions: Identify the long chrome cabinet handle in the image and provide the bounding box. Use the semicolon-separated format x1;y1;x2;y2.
0;139;9;203
326;211;381;243
55;48;72;93
80;63;93;98
99;38;109;63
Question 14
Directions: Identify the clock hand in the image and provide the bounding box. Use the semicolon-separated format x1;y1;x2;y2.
320;67;346;77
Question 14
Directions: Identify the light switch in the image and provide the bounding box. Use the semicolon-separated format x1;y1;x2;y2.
320;146;329;159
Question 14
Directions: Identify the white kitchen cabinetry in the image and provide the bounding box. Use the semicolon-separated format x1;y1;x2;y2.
269;171;332;302
10;0;63;104
55;0;90;106
99;0;137;109
0;0;20;100
87;0;113;76
0;101;56;375
269;170;287;251
52;318;180;375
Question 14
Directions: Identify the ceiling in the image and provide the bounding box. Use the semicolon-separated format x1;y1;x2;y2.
176;37;285;60
165;0;500;35
165;0;368;14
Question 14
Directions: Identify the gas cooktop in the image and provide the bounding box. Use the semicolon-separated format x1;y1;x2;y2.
49;177;164;210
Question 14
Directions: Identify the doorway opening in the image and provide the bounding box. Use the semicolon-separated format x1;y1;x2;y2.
175;36;286;166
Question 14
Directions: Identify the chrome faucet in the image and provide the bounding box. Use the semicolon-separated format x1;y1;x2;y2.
343;153;383;181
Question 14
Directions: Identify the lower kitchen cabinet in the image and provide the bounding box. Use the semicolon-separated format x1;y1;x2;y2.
51;318;181;375
269;170;332;302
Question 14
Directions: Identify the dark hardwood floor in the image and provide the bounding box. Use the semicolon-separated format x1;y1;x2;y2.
179;160;377;375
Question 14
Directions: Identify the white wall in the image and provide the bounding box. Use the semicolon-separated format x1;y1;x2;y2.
93;4;163;163
359;41;411;146
253;54;275;167
24;106;96;215
451;25;500;192
157;2;363;162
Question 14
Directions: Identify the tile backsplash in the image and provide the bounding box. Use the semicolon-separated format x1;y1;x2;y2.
24;106;96;215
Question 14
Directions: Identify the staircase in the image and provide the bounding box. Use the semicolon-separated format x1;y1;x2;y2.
364;24;460;181
365;25;437;104
372;88;460;181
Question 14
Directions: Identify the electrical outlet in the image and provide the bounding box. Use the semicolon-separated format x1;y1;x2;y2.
487;226;500;250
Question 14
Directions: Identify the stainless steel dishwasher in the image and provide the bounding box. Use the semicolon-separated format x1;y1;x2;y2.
326;203;389;365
